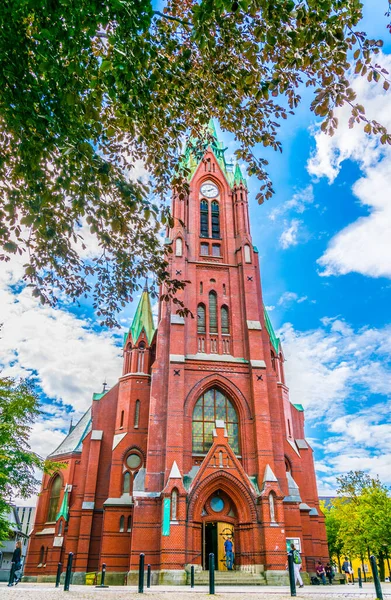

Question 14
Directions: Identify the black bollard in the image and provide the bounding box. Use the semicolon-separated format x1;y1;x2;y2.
8;562;15;586
138;553;145;593
209;553;215;595
147;564;151;588
370;555;383;600
358;567;362;588
96;562;109;588
190;565;195;588
287;552;297;597
55;562;62;588
63;552;74;592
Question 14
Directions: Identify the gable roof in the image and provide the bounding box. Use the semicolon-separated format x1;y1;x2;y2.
49;408;92;458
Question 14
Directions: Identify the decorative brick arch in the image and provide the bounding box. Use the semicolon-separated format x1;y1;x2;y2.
188;470;258;523
184;373;252;421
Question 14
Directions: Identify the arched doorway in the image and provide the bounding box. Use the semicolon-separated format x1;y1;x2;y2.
201;489;236;570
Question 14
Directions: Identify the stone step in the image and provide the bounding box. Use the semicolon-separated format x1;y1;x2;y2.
187;571;267;586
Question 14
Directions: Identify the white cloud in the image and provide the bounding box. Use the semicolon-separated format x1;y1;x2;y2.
307;51;391;279
278;291;308;306
279;219;302;249
280;318;391;489
269;185;314;221
0;255;123;461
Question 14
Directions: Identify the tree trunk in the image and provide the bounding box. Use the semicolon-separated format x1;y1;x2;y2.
379;550;385;582
360;554;367;582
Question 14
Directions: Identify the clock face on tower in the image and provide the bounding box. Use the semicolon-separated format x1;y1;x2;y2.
200;183;219;198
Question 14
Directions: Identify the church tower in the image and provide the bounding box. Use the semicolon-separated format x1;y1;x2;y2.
25;121;327;585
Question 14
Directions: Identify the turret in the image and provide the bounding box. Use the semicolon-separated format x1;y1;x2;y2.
122;285;156;376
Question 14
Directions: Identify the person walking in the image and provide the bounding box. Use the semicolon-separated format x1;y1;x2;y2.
289;543;304;588
316;561;327;584
7;540;22;587
224;537;234;570
342;556;354;584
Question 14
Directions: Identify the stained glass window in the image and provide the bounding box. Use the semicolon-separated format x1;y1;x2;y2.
200;200;209;237
211;201;220;238
197;304;206;333
221;306;229;334
209;291;217;333
192;388;239;454
47;475;62;522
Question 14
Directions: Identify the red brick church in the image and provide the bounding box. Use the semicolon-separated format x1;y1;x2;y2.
25;122;328;585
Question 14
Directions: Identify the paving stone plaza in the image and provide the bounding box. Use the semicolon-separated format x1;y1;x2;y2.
1;582;391;599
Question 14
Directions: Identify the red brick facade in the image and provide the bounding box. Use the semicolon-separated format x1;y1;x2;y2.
25;138;328;584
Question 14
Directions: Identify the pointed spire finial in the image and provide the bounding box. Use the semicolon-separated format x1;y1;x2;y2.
102;380;108;393
143;277;148;292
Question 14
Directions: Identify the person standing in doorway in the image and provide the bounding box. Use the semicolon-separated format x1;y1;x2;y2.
224;537;234;571
289;543;304;588
7;541;22;587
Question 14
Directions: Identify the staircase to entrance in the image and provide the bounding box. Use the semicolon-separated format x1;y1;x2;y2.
187;570;267;586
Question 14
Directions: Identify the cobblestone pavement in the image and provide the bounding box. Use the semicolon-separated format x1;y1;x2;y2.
1;583;391;599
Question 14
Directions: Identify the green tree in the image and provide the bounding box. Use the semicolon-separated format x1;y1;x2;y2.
0;1;390;325
320;500;344;571
0;376;61;541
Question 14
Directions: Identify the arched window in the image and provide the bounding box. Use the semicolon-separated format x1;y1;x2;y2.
58;520;63;535
47;475;62;522
134;400;140;428
171;489;178;521
285;457;291;473
127;515;132;532
119;515;125;532
269;492;276;523
197;303;206;334
123;472;131;494
211;201;220;238
38;545;44;566
244;244;251;263
200;200;209;237
137;342;145;372
192;388;239;454
209;291;217;333
175;237;183;257
221;306;229;334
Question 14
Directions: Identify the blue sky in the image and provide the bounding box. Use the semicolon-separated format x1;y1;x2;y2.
0;1;390;502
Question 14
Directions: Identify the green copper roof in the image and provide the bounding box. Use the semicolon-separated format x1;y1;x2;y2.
129;289;156;345
234;163;247;187
293;404;304;412
264;306;280;354
56;487;69;522
181;119;236;187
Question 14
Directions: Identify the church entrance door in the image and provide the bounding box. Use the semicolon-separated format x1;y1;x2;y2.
203;522;234;570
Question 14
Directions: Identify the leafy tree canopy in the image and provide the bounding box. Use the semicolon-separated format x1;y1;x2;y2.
0;0;390;326
0;376;61;541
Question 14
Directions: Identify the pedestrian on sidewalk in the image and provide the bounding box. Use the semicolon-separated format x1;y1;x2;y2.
289;543;304;588
342;557;354;584
325;562;335;585
7;541;22;587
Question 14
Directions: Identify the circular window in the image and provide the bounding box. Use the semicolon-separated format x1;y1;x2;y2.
210;496;225;513
126;453;141;469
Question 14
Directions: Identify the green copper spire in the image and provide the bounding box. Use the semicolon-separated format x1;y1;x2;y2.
234;163;247;187
129;287;156;345
264;306;280;354
56;486;69;522
207;118;218;141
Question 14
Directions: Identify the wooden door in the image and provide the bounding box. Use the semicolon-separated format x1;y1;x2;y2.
217;522;234;571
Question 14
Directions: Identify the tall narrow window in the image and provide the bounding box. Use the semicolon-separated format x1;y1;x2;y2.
175;237;183;256
134;400;140;428
244;244;251;263
221;306;229;334
209;292;217;333
47;475;62;522
137;342;145;372
119;515;125;532
200;200;209;237
171;489;178;521
211;201;220;238
120;410;124;428
123;472;131;493
269;493;276;523
197;304;206;334
127;515;132;532
200;281;203;294
38;545;45;566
